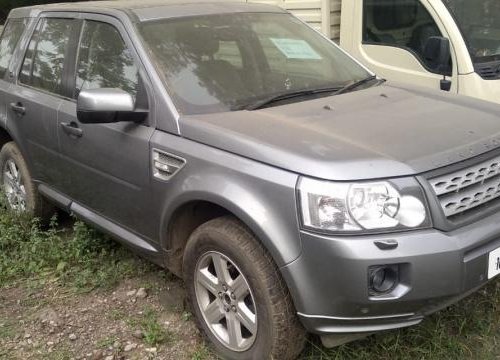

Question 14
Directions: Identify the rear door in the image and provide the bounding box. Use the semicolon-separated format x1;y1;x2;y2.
7;14;79;186
57;15;157;239
0;18;28;132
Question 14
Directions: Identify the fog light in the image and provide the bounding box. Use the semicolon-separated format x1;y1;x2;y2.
369;265;399;294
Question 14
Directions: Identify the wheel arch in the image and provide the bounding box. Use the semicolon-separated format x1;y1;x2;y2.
0;126;13;151
161;189;302;277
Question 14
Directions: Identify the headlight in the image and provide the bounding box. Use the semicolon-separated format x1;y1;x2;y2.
298;177;429;233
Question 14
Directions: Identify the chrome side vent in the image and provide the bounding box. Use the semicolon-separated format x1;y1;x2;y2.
152;149;185;181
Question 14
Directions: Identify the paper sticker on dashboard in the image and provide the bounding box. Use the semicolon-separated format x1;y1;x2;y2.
270;38;322;60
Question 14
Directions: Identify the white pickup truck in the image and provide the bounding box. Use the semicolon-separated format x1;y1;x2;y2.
251;0;500;104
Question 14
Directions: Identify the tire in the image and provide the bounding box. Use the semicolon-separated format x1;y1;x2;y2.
0;142;54;220
183;216;306;360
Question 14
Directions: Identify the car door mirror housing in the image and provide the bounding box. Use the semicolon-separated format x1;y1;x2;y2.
423;36;452;77
77;88;146;124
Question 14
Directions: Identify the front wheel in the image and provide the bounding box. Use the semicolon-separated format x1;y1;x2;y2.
183;216;306;360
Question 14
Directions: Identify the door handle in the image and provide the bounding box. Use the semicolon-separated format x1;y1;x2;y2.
10;102;26;116
61;122;83;138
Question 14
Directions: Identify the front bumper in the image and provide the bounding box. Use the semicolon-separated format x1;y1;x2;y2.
281;208;500;334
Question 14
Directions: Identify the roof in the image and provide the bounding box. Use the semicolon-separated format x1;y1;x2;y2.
9;0;286;22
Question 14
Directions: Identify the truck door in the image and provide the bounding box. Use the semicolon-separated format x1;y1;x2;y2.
350;0;457;93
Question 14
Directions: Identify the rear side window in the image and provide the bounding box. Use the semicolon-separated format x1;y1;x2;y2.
0;19;27;79
75;20;139;98
20;18;73;95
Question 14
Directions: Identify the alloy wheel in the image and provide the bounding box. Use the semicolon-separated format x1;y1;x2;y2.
2;159;27;212
195;251;258;352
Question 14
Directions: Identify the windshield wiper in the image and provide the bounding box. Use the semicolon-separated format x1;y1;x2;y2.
331;75;380;96
242;87;341;111
241;75;381;111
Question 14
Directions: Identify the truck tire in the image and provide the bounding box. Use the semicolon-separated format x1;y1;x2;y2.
0;142;54;220
183;216;306;360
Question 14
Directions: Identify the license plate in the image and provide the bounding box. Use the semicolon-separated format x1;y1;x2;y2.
488;247;500;279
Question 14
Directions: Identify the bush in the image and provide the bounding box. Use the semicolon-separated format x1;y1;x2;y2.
0;202;154;291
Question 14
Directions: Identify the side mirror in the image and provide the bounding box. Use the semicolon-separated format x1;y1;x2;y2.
423;36;452;77
77;88;145;124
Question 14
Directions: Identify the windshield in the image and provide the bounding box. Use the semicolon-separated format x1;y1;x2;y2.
443;0;500;63
140;13;371;114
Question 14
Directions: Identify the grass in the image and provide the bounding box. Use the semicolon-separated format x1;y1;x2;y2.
124;306;173;346
1;203;500;359
108;308;128;321
191;345;213;360
300;279;500;359
0;320;16;340
96;335;118;349
0;203;154;292
46;346;72;360
140;307;173;346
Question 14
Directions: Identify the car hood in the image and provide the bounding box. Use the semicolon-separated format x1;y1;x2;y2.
179;83;500;180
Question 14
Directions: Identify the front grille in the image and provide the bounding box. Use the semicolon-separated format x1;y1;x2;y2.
429;155;500;217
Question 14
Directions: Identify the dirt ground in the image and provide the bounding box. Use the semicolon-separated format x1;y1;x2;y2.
3;212;500;360
0;273;213;360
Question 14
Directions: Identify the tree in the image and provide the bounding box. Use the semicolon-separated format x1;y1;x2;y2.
0;0;89;24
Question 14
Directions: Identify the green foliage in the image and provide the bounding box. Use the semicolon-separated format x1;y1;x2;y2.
0;0;124;27
0;204;153;291
191;345;213;360
126;306;173;346
96;335;118;349
0;0;88;24
140;307;173;346
0;320;16;340
1;198;500;358
301;279;500;359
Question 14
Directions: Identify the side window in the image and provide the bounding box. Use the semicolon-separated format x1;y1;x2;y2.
75;21;138;99
363;0;444;72
0;18;28;79
20;18;73;95
213;41;243;69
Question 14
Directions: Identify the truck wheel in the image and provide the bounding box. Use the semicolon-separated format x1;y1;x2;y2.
0;142;54;219
183;216;306;360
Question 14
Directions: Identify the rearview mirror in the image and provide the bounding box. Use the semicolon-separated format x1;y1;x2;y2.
77;88;145;124
423;36;452;77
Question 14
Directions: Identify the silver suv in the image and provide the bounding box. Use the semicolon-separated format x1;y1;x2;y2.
2;1;500;359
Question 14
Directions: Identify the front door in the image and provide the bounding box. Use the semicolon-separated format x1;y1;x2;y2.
57;16;156;239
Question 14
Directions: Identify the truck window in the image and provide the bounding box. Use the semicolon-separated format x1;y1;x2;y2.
75;21;139;99
363;0;445;73
19;18;73;95
0;18;28;80
443;0;500;65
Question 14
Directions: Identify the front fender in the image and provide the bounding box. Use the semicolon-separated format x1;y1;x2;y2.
150;131;302;267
